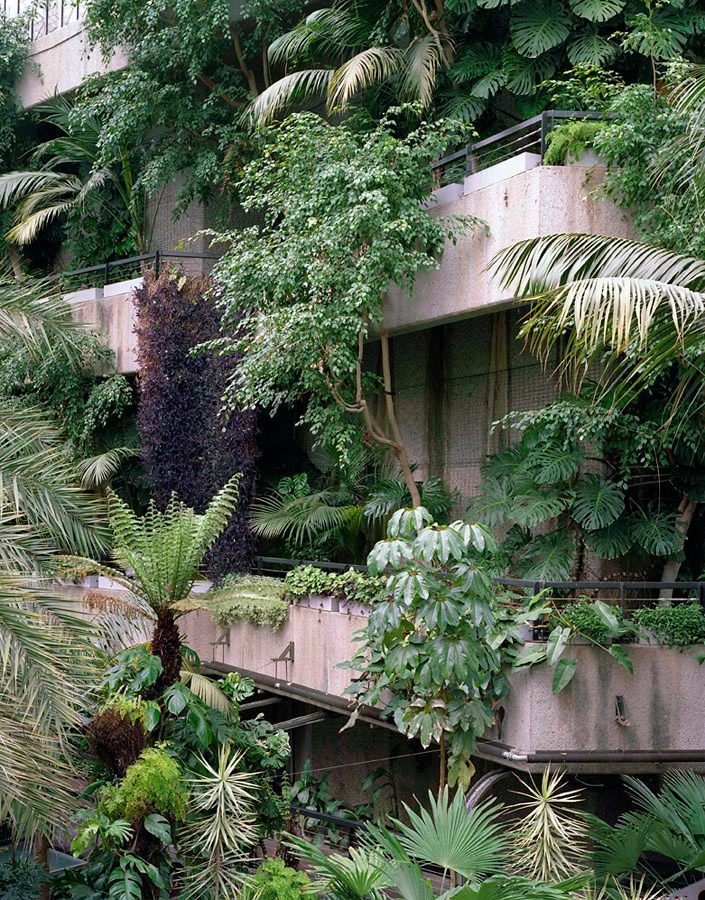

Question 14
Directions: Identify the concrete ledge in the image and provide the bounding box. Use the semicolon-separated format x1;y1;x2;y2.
499;643;705;756
383;164;634;334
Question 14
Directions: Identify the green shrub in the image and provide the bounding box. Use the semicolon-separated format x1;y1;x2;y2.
283;565;334;599
0;859;46;899
248;858;312;900
103;747;188;824
632;603;705;646
549;599;625;645
544;120;605;166
331;568;387;605
209;575;290;630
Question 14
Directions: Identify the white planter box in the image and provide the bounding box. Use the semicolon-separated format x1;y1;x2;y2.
307;593;339;612
339;600;371;618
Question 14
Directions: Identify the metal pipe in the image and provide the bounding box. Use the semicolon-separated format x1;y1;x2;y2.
476;740;705;765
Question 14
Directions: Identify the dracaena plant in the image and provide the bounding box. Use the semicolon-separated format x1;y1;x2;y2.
68;476;241;689
342;506;520;792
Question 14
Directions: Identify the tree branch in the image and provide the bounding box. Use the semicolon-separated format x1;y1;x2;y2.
230;23;260;96
196;73;244;110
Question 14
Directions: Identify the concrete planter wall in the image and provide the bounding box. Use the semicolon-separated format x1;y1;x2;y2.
499;642;705;758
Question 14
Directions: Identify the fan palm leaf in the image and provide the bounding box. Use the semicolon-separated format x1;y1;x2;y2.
247;69;335;126
78;446;139;489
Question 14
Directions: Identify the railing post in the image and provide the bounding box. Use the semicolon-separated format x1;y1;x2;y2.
539;110;549;163
155;249;161;276
103;260;110;288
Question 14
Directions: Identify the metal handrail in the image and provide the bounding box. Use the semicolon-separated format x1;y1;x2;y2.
254;556;705;604
47;249;221;292
432;109;613;184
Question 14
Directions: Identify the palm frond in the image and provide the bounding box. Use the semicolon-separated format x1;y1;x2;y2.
251;488;361;544
269;6;369;66
390;788;509;881
328;47;405;108
402;35;443;106
78;446;139;489
247;69;334;126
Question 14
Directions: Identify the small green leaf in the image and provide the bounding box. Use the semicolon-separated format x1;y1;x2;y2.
552;657;578;693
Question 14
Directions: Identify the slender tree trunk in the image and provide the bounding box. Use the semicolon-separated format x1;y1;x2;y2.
439;733;447;794
660;495;698;599
380;330;421;507
151;608;182;692
35;833;50;900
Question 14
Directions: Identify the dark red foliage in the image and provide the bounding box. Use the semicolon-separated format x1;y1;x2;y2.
87;708;147;776
134;269;257;576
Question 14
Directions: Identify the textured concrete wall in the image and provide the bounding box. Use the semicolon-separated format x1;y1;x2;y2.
17;23;128;108
499;643;705;755
182;606;365;698
67;282;140;374
384;163;634;333
180;607;705;758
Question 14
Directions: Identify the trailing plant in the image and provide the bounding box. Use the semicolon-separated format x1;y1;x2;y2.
283;565;387;606
543;119;605;164
343;507;517;791
290;759;361;849
196;574;291;630
632;602;705;645
284;565;335;600
135;268;257;576
209;110;475;507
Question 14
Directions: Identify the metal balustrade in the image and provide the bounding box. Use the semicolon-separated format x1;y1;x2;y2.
2;0;82;40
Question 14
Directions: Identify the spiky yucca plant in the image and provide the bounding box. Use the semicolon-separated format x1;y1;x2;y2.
70;475;241;688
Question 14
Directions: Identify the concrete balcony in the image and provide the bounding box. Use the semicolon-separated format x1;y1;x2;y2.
17;19;128;109
65;160;634;374
384;154;633;334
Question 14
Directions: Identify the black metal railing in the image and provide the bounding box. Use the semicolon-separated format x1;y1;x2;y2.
3;0;82;40
48;250;221;294
432;110;611;186
254;555;705;613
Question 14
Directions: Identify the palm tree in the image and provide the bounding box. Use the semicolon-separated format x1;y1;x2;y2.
283;787;583;899
0;96;152;253
68;477;242;690
0;277;111;838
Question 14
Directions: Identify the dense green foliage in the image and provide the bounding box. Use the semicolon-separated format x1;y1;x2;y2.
247;858;312;900
469;398;695;581
210;111;472;501
633;602;705;645
196;573;291;630
284;565;386;605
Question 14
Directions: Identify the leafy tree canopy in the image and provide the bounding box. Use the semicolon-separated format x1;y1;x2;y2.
208;110;473;495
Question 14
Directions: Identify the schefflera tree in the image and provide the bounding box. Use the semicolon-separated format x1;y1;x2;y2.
209;110;476;506
343;508;513;792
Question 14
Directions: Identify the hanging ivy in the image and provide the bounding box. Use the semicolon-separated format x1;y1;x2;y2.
134;269;257;576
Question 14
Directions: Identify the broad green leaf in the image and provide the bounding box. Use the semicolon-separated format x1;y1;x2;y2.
546;625;571;665
608;645;634;674
143;813;172;844
552;657;578;693
569;0;625;21
510;4;572;58
573;474;625;530
593;599;620;635
513;643;548;668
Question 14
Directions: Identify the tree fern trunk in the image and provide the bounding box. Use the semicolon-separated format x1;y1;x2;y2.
151;609;182;691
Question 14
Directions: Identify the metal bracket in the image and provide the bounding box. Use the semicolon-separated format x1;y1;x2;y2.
615;695;630;727
209;628;230;664
271;641;295;680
